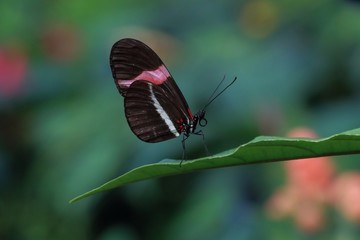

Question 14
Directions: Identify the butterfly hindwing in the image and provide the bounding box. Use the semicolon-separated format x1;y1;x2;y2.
125;81;186;142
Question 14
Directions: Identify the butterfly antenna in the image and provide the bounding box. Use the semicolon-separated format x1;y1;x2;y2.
203;76;237;110
205;75;227;104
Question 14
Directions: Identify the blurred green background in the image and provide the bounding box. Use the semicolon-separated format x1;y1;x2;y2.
1;0;360;239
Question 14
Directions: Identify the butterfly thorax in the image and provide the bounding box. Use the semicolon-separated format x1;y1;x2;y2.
181;109;207;138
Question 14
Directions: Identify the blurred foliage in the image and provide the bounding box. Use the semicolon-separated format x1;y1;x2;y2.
1;0;360;239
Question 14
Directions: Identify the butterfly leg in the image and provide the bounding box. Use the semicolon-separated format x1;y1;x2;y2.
194;130;210;156
180;133;190;165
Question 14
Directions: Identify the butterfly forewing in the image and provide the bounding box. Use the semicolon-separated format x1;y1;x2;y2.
110;38;165;96
110;38;194;142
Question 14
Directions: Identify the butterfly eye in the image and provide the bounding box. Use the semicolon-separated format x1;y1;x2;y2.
199;117;207;127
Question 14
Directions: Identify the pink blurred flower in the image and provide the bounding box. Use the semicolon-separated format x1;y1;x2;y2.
0;46;27;97
267;127;360;231
284;156;334;202
266;127;334;232
330;172;360;222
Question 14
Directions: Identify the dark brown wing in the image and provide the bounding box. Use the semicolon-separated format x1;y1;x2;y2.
109;38;195;142
124;80;189;142
110;38;167;95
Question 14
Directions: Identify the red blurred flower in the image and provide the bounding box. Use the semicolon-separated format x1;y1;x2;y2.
0;46;28;97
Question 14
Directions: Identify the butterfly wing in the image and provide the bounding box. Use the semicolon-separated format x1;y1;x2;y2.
110;38;193;142
125;81;185;142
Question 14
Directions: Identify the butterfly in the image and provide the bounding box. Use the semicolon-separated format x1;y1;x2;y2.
109;38;236;153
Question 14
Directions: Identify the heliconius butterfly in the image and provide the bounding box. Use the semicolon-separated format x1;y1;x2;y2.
110;38;236;156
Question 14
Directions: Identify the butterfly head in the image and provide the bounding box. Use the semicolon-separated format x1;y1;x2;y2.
189;109;207;134
197;109;207;127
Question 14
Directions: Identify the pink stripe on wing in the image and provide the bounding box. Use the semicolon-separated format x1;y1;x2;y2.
117;65;170;88
117;79;136;88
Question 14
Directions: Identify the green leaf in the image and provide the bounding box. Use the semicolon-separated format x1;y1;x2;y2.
70;128;360;203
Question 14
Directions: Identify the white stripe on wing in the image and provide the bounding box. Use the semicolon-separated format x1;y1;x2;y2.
148;84;180;137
